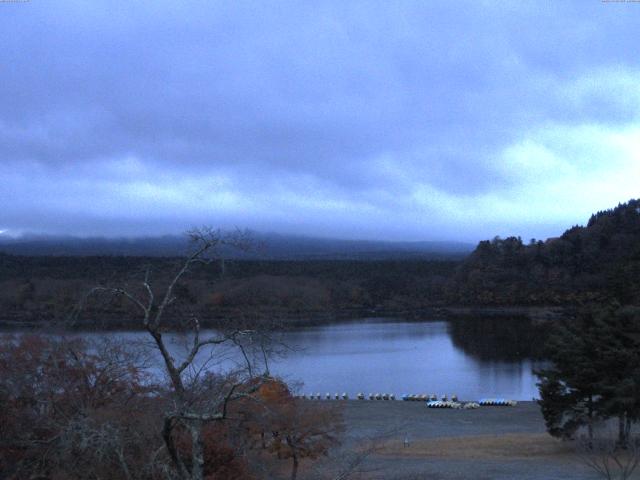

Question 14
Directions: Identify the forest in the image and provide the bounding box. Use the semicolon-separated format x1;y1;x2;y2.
449;199;640;307
1;199;639;328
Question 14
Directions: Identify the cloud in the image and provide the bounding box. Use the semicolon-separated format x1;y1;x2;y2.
1;1;639;241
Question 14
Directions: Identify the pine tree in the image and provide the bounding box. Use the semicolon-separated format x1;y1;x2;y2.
536;312;601;439
536;304;640;441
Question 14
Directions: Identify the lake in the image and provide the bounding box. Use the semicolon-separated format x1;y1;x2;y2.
266;319;544;400
36;317;544;401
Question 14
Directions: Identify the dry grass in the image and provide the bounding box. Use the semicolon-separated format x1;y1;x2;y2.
379;433;575;460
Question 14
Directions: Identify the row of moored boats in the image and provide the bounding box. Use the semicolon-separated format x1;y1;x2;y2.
294;392;517;407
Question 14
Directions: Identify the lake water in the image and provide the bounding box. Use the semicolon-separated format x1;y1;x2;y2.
267;319;543;400
38;318;544;401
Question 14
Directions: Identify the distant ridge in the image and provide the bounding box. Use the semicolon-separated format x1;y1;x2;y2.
0;232;473;260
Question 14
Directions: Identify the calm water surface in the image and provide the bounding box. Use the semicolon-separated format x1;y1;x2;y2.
52;319;543;401
268;320;542;400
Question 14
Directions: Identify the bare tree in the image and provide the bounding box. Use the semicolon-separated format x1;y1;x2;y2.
322;437;384;480
80;228;269;480
576;433;640;480
306;425;407;480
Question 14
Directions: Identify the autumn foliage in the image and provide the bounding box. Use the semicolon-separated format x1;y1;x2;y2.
0;335;343;480
0;334;161;479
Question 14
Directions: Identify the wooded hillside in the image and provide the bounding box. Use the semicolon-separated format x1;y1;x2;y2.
448;199;640;306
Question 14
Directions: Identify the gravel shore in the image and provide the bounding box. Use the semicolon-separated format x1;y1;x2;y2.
331;400;607;480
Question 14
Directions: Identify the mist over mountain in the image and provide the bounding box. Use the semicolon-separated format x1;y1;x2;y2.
0;232;473;260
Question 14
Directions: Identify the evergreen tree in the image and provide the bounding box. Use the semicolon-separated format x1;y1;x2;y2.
591;305;640;443
536;312;602;439
536;304;640;442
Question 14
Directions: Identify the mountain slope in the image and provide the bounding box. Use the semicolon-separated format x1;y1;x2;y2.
0;232;473;260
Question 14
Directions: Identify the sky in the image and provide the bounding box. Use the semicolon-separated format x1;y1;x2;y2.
1;1;639;242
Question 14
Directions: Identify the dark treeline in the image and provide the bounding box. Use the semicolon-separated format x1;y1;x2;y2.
0;255;458;282
0;255;459;326
449;199;640;306
1;199;639;327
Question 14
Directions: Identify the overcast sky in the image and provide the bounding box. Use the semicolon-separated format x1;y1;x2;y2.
1;1;639;242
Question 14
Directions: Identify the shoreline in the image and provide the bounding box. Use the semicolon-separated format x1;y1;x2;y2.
338;400;597;479
0;305;567;331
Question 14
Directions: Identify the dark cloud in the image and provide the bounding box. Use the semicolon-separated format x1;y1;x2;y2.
1;1;639;241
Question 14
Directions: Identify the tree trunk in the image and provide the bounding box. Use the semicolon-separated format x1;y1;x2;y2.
190;420;205;480
291;453;299;480
116;447;133;480
163;417;189;479
619;413;627;445
587;396;594;441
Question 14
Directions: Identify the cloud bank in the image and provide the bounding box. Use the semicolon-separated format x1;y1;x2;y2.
1;1;639;241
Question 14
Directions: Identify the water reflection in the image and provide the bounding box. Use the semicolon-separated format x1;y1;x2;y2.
265;319;544;400
447;316;548;360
